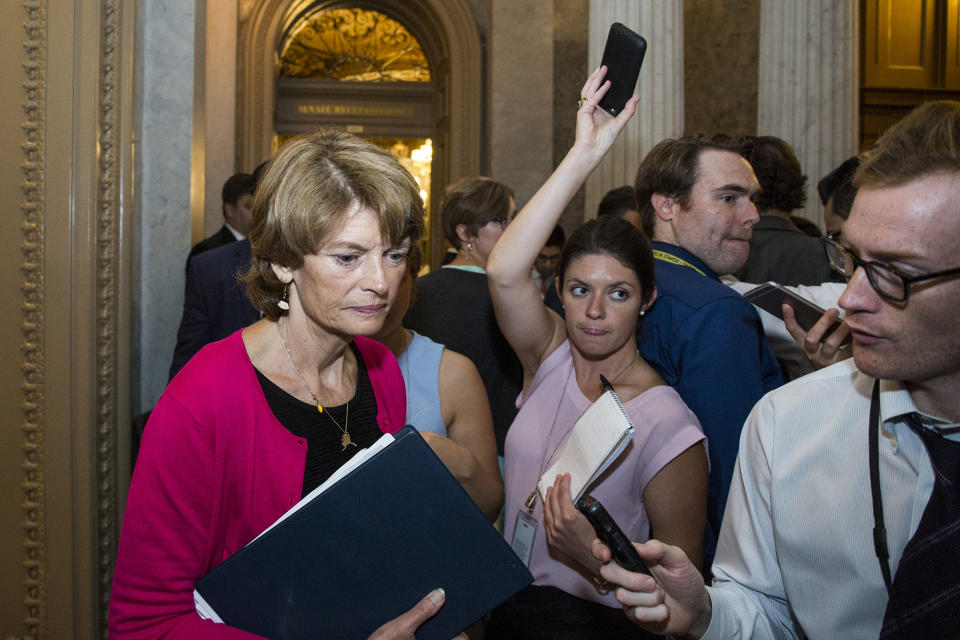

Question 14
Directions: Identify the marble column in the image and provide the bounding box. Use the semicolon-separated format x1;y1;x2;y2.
203;0;240;238
585;0;684;217
488;0;555;207
134;0;197;413
757;0;859;227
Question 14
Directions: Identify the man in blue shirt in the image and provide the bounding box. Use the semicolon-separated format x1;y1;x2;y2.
634;135;784;564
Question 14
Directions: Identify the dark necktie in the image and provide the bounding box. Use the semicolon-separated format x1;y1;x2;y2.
879;413;960;638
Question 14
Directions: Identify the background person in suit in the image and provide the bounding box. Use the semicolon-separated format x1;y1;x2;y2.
734;136;834;286
169;238;261;379
186;172;255;265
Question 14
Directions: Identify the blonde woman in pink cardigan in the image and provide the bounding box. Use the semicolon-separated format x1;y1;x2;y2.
110;130;464;640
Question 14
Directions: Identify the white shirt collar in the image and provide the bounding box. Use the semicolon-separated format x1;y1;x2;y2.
224;222;245;241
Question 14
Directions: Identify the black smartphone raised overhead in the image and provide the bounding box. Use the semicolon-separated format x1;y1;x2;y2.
744;281;845;340
597;23;647;117
577;494;650;575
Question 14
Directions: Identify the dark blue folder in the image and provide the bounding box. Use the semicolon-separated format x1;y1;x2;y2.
194;426;532;639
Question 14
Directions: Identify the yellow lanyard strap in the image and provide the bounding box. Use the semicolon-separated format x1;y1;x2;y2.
652;249;707;278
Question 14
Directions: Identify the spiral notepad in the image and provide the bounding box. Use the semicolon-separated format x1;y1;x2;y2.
538;376;635;503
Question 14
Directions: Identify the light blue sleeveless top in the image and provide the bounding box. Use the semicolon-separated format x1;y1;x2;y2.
397;331;447;436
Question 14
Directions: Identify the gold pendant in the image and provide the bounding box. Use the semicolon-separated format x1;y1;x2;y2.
340;432;357;451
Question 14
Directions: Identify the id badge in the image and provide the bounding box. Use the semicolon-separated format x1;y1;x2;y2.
511;510;538;565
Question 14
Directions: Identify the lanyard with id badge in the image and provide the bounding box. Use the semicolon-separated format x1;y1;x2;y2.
510;369;573;565
510;369;637;565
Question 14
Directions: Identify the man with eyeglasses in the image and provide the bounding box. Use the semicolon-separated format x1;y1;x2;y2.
593;100;960;639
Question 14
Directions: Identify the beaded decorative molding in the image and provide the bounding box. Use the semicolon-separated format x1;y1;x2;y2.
95;2;123;637
20;0;48;637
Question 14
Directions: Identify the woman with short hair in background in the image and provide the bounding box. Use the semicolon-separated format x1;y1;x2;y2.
404;177;524;458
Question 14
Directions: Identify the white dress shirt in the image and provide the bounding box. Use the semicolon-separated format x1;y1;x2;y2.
703;358;958;639
224;222;246;241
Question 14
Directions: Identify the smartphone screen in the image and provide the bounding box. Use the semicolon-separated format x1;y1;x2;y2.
598;23;647;117
744;282;845;340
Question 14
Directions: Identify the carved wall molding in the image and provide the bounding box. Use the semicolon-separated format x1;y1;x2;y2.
96;0;123;636
18;0;127;636
21;0;47;636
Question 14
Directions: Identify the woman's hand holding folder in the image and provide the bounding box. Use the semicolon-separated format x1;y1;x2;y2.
368;588;467;640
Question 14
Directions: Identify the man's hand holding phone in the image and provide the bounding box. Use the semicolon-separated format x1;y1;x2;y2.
783;304;852;370
592;538;713;638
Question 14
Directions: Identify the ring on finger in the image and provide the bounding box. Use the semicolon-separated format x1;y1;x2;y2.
578;96;587;109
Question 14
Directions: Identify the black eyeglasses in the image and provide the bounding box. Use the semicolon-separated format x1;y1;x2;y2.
824;230;960;302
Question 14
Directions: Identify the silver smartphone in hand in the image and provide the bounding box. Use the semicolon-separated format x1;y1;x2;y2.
744;282;844;339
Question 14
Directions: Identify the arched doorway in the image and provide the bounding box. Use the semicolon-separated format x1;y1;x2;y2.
239;0;482;268
273;6;436;263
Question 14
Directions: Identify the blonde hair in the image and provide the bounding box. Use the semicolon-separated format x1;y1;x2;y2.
857;100;960;188
245;129;424;319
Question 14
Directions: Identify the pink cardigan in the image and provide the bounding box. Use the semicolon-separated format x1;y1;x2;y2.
109;331;405;639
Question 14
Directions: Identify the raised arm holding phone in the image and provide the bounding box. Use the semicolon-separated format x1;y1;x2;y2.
484;67;708;640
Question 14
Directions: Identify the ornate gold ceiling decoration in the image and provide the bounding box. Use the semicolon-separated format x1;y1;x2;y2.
279;7;430;82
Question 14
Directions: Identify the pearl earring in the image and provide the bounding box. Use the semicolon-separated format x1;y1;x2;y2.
278;283;290;311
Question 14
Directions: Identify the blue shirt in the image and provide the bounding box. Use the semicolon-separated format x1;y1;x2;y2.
396;331;447;437
639;242;783;561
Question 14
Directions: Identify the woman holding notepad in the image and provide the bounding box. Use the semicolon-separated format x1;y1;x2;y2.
485;67;709;639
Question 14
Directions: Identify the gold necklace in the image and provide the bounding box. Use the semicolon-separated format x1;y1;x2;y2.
608;350;640;384
277;323;356;451
526;366;575;512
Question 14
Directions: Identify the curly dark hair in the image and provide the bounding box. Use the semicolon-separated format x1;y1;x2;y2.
742;136;807;213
